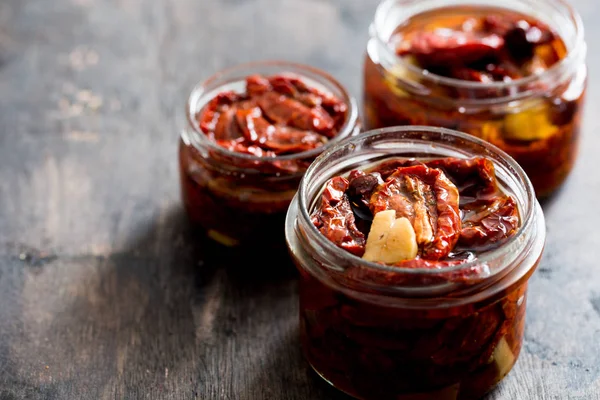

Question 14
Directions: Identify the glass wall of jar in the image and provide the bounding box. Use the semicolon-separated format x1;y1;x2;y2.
363;0;587;198
179;61;360;250
285;127;546;400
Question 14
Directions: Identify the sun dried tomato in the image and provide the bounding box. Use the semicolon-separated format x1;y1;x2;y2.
235;106;327;154
268;75;299;97
258;92;336;136
265;127;327;154
460;196;520;248
235;107;272;143
213;107;243;141
398;30;504;69
288;75;349;115
312;177;366;256
199;91;240;134
369;165;461;260
214;139;274;158
368;158;423;180
246;74;271;97
424;157;498;206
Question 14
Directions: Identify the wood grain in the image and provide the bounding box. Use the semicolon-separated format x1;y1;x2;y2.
0;0;599;399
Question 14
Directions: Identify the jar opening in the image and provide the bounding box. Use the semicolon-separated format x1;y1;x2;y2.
371;0;586;94
291;127;544;293
184;60;359;162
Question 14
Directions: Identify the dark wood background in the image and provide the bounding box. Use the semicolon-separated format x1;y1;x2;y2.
1;0;599;399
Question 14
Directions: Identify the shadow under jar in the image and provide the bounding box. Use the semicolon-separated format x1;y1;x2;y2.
285;127;546;400
179;61;360;249
363;0;587;198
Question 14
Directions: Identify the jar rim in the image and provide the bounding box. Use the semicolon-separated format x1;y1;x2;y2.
371;0;586;91
294;126;540;278
185;60;359;162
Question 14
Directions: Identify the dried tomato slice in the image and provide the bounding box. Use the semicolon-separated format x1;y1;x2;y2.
287;76;348;115
235;107;325;154
398;30;504;68
369;165;461;260
263;127;326;154
246;74;271;97
425;158;520;248
425;157;498;207
296;92;322;108
312;177;366;256
258;92;336;137
459;196;519;248
235;107;273;143
215;139;274;158
268;75;299;97
198;91;240;133
213;107;243;141
368;159;423;180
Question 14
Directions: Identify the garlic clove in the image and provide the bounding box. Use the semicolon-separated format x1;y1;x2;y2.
363;210;418;264
362;209;396;262
380;216;418;263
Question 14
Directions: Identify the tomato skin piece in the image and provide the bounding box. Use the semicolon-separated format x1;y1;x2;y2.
424;157;498;206
459;196;520;248
213;107;243;141
198;91;240;133
312;177;367;257
268;75;299;97
398;30;504;68
235;107;273;143
424;157;520;248
246;74;271;97
258;92;336;137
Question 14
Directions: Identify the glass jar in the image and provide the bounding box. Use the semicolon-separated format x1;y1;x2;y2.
285;126;546;400
179;61;360;250
363;0;587;198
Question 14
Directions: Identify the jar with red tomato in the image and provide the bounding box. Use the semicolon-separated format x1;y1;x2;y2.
179;61;360;250
363;0;587;198
285;126;546;400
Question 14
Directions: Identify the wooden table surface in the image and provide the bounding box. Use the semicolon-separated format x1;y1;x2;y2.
1;0;599;399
